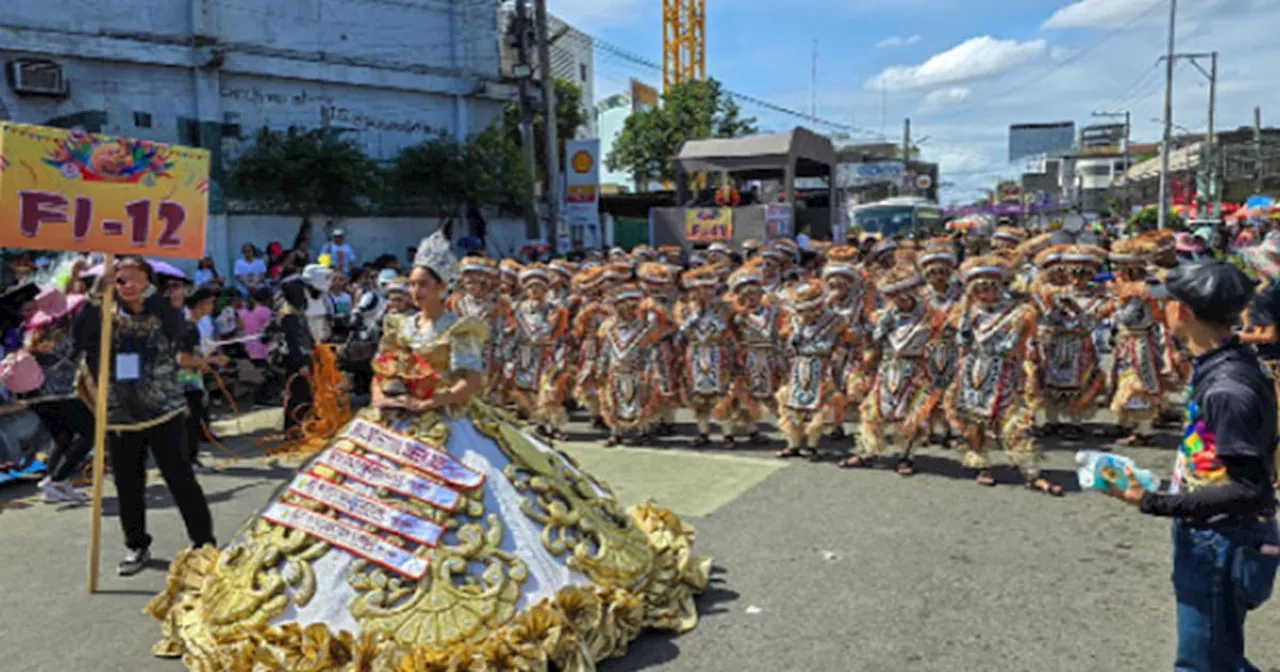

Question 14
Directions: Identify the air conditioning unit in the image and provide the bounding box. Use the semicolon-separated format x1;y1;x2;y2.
7;59;69;97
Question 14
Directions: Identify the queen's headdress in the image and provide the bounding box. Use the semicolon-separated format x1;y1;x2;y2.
413;230;459;286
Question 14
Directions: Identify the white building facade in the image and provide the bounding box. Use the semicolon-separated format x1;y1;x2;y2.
0;0;517;199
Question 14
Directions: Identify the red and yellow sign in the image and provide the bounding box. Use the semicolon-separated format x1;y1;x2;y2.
570;150;593;174
0;122;209;259
684;207;733;242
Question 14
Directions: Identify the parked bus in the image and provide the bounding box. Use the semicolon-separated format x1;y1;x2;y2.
848;196;944;237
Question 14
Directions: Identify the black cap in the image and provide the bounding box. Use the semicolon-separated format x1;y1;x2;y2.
185;287;218;308
1164;260;1255;326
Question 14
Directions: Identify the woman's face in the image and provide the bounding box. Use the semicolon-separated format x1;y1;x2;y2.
892;293;916;312
974;282;999;304
116;265;150;303
242;245;254;259
825;276;849;296
408;267;441;310
525;282;547;301
164;281;186;308
737;286;762;308
925;267;950;289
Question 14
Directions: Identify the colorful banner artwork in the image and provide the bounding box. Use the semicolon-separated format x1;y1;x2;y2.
263;502;429;580
0;122;209;259
289;473;445;547
341;420;484;490
316;448;461;512
684;207;733;242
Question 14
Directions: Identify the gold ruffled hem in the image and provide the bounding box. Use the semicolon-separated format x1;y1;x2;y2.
145;502;711;672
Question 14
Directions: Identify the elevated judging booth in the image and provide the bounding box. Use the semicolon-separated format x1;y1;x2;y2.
650;127;838;251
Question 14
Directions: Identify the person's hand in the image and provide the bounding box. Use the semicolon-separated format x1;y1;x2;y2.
1105;465;1147;506
375;395;407;410
209;354;230;368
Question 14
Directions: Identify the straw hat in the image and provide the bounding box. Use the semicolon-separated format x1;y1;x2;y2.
1110;236;1158;267
992;226;1028;247
869;237;900;260
637;262;675;285
918;237;958;269
960;254;1013;286
518;263;551;286
572;266;607;292
728;266;764;292
876;264;925;297
548;259;577;278
608;283;645;305
681;265;720;289
1015;232;1055;263
459;256;499;277
499;259;523;280
825;245;860;265
786;280;827;311
602;261;634;282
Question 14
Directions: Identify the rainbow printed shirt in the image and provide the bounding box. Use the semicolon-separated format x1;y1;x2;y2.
1170;399;1230;494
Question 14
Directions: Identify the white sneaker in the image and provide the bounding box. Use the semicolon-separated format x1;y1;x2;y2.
42;480;87;504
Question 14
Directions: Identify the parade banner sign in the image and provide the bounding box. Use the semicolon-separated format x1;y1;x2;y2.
0;122;209;259
263;502;429;580
765;204;792;238
684;207;733;242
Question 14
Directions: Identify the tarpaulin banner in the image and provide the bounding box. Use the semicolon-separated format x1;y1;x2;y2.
0;122;209;258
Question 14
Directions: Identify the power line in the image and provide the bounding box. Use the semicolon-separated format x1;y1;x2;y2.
589;34;884;137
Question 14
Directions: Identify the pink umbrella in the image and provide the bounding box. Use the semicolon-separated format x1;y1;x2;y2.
81;258;188;281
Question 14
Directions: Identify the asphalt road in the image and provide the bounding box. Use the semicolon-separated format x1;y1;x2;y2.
2;408;1279;672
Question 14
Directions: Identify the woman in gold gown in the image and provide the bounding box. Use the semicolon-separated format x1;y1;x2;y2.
145;232;710;671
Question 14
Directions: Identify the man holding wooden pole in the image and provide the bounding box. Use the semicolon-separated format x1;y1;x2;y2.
73;257;216;576
0;122;214;590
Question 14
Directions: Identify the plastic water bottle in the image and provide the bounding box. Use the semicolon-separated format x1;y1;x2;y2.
1075;450;1161;493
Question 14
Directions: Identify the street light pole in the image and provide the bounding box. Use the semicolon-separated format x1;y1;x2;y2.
1157;0;1177;230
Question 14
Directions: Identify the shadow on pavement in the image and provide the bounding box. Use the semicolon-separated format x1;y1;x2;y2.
99;481;270;516
601;567;738;672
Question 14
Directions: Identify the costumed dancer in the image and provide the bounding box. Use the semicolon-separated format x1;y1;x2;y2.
273;273;320;433
1144;229;1193;423
1107;236;1173;446
1010;232;1055;297
675;266;736;448
506;264;571;440
866;237;900;272
774;280;851;460
841;262;945;475
822;245;874;439
918;237;963;446
1028;245;1110;439
145;231;710;669
498;259;522;301
597;283;664;446
547;259;576;305
638;262;680;437
757;244;788;294
570;266;611;430
725;261;781;444
447;256;513;405
946;254;1062;495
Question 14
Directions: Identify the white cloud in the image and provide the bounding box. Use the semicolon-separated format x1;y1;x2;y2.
1049;46;1076;62
1042;0;1158;29
921;87;971;110
875;34;922;49
865;36;1047;92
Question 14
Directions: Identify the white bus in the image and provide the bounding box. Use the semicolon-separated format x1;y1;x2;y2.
848;196;945;237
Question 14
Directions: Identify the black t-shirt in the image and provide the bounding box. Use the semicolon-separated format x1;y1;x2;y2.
1249;279;1280;360
1140;340;1278;520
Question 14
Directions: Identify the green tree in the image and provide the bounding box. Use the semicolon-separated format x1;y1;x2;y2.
606;78;758;185
228;126;378;226
503;77;587;178
1126;205;1185;233
387;126;531;218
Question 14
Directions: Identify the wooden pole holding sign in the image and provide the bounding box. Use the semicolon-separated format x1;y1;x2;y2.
0;122;210;593
87;253;115;593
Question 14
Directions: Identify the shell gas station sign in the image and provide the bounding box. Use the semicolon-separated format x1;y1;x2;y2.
562;139;600;247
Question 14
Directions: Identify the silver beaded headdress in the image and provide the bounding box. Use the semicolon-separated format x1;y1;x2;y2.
412;230;459;286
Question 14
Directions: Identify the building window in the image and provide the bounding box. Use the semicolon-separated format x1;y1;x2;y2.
1083;164;1112;176
580;63;588;82
133;112;152;128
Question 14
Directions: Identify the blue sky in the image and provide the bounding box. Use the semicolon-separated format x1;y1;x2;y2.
548;0;1280;203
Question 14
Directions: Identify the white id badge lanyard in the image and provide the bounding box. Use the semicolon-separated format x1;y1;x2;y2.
116;328;140;381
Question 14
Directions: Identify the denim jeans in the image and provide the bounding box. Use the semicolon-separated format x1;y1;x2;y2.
1172;517;1280;672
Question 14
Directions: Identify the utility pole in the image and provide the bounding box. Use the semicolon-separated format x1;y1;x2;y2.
1093;110;1132;215
901;117;912;196
1163;51;1218;217
1256;107;1265;193
1157;0;1177;230
533;0;561;251
512;0;539;238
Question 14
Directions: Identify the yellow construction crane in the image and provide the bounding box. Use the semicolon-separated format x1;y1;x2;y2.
662;0;705;92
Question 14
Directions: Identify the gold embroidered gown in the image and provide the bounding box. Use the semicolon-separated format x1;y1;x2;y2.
146;312;709;671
